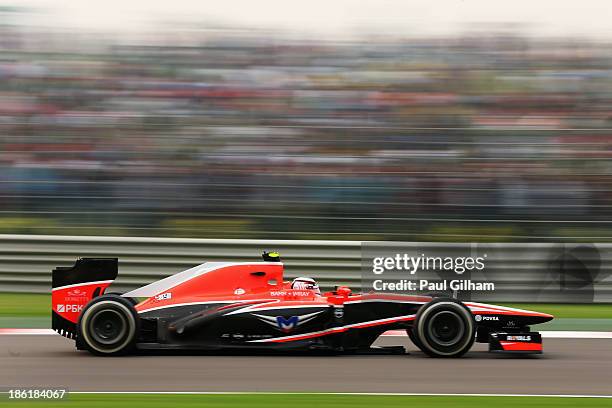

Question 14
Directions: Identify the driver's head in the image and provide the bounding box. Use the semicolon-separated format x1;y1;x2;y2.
291;277;320;295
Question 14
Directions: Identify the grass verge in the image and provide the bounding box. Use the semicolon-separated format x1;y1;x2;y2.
0;293;49;316
499;303;612;319
1;394;612;408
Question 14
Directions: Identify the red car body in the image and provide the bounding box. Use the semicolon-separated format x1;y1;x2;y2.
52;257;553;356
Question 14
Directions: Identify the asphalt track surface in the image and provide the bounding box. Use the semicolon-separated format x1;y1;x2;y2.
2;335;611;395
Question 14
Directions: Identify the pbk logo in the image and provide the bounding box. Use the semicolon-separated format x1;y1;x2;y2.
56;304;83;313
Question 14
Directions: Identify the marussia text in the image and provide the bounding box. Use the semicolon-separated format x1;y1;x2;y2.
372;279;495;292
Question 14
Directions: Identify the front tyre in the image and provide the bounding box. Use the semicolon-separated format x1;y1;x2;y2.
407;328;423;350
77;294;138;356
413;298;475;358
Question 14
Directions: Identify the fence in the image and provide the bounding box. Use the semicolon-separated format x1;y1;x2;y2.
1;235;611;302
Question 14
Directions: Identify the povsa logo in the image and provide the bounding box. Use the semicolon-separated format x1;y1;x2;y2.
474;315;499;322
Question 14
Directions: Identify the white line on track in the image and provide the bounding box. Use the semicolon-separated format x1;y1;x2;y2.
0;329;54;335
539;331;612;339
2;328;612;338
13;391;610;398
381;330;612;339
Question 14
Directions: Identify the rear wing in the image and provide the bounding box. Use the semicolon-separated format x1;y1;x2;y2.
51;258;118;339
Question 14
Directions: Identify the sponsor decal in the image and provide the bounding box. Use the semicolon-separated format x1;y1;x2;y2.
246;334;273;339
62;287;92;302
253;310;325;333
67;288;88;297
154;292;172;301
270;290;312;297
221;333;273;340
56;304;83;313
234;288;246;295
507;335;532;341
474;315;498;321
334;308;344;319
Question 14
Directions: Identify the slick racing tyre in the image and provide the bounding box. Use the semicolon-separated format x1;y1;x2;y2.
77;294;138;356
413;298;475;358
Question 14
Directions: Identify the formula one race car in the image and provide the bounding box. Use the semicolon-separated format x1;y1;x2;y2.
51;253;553;357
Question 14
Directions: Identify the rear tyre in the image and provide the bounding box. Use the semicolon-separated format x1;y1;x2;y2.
77;294;138;356
105;292;139;305
413;298;475;358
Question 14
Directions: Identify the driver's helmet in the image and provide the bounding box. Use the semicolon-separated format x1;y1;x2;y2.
291;277;321;295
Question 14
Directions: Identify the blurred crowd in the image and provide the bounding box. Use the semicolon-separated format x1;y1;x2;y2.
1;11;612;241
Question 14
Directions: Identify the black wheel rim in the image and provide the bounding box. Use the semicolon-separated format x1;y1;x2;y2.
427;310;464;347
90;309;127;346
